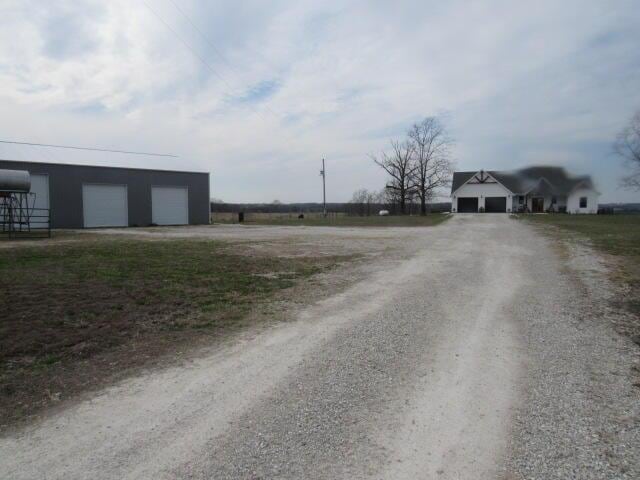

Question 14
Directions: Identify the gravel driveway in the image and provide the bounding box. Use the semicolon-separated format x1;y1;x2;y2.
1;215;638;479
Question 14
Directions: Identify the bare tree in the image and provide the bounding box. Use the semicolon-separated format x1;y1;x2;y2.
374;188;393;214
408;117;454;215
350;189;369;216
371;140;416;214
614;110;640;190
365;190;380;215
349;188;387;215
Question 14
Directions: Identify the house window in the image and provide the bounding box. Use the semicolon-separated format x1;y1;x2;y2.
551;196;557;205
579;197;587;208
518;196;524;205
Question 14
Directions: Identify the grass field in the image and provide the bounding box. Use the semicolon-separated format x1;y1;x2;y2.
522;214;640;319
213;213;451;227
522;214;640;259
0;237;347;427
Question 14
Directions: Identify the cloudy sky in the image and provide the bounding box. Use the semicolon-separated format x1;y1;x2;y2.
1;0;639;202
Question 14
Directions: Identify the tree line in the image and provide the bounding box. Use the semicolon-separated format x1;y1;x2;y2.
351;116;455;216
615;109;640;191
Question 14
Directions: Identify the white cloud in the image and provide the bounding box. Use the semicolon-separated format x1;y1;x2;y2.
0;0;639;202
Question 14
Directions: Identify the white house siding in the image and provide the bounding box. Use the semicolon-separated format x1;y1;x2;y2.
513;195;524;212
452;182;514;212
510;194;569;213
567;188;599;214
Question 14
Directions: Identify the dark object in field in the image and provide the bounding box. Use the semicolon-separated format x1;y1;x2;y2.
298;214;304;219
598;207;614;215
239;212;244;223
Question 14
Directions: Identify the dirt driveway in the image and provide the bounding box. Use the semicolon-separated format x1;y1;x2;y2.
1;215;638;479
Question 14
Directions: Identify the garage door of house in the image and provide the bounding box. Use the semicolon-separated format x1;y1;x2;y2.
152;186;188;225
485;197;507;213
82;184;128;228
457;197;478;213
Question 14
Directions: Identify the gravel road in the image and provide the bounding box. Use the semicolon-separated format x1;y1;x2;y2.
1;215;638;479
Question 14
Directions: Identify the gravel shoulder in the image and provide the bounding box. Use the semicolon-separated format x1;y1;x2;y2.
504;223;640;479
0;215;638;479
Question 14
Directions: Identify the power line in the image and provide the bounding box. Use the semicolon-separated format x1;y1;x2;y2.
142;1;232;93
167;0;238;75
142;0;279;120
166;0;278;101
0;140;178;157
6;136;59;164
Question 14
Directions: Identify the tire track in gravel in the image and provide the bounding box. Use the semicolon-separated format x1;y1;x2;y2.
162;218;528;479
5;215;630;479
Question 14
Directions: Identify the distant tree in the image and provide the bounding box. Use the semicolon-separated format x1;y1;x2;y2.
349;189;382;215
371;189;385;204
408;117;454;215
210;197;225;204
272;199;282;204
614;109;640;190
371;139;416;214
350;189;369;204
350;189;369;216
365;190;381;215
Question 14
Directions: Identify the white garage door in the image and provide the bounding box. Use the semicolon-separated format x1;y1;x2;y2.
152;186;188;225
29;174;49;210
82;184;128;228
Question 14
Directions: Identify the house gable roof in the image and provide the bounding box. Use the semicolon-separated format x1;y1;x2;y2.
451;171;478;194
451;166;596;196
451;170;514;195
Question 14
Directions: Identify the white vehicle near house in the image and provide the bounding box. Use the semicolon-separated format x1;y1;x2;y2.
450;166;599;214
378;209;390;216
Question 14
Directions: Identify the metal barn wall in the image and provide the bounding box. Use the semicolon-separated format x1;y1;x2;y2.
0;160;210;228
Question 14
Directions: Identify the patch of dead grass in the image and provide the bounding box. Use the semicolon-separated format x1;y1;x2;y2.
518;214;640;344
0;237;354;429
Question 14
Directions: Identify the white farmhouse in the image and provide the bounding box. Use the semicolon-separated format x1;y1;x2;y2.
450;166;599;214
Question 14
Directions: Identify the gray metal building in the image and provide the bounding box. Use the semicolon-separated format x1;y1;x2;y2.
0;160;210;229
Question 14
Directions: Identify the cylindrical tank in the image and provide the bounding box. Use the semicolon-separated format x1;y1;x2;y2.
0;169;31;193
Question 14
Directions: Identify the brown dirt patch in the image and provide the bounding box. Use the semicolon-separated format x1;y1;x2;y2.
0;237;355;430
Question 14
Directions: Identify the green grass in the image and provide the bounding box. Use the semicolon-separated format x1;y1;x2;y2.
0;237;348;425
521;214;640;258
219;214;451;227
1;238;341;360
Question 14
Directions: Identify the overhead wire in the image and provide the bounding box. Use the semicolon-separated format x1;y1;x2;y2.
142;0;280;121
2;3;302;170
0;140;178;157
166;0;279;115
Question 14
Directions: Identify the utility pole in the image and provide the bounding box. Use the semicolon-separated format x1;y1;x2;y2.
320;158;327;217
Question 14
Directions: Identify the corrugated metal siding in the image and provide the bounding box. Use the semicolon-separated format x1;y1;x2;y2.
0;160;210;228
82;184;128;228
152;186;188;225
